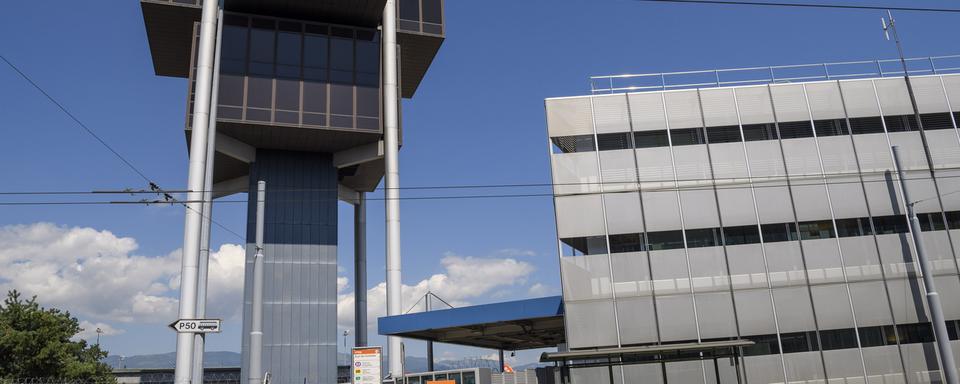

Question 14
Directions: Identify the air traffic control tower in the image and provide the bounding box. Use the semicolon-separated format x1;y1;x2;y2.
141;0;444;383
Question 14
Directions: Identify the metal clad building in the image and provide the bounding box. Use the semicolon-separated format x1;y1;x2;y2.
545;68;960;383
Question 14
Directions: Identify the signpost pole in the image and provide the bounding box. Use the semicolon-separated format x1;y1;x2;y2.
248;181;266;384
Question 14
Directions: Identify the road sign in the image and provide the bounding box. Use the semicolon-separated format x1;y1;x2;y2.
168;319;222;333
351;346;382;384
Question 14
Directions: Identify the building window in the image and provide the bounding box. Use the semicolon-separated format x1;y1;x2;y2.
835;217;873;238
706;125;742;144
777;121;814;139
551;135;595;154
722;225;761;246
872;215;909;235
813;119;849;137
819;328;859;350
685;227;721;248
597;132;632;151
670;128;707;146
920;113;955;130
897;323;935;344
858;325;898;347
646;230;685;250
609;233;645;253
884;115;920;132
742;123;777;141
946;211;960;230
848;117;885;135
561;236;608;256
779;331;819;353
797;220;835;240
634;130;669;149
917;212;947;232
760;222;799;243
742;334;780;356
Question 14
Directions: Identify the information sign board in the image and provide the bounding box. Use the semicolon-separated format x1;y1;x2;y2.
351;346;383;384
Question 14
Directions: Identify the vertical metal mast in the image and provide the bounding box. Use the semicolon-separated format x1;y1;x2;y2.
892;147;959;384
381;0;404;378
354;193;368;347
193;2;224;381
174;0;218;382
248;181;266;384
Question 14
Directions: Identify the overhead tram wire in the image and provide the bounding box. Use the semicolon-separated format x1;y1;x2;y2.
628;0;960;13
0;54;245;241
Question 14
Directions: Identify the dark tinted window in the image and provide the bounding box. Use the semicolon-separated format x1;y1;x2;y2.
897;323;935;344
835;217;873;238
946;211;960;230
276;31;301;78
777;121;814;139
813;119;849;137
670;128;706;146
797;220;835;240
849;117;885;134
780;332;818;353
819;328;859;350
275;78;300;111
609;233;645;253
597;133;632;151
741;334;780;356
918;212;946;232
948;320;960;341
248;26;275;76
634;130;669;149
551;135;595;153
723;225;761;246
422;0;443;24
742;123;777;141
561;236;608;256
398;0;420;21
706;126;742;144
685;228;721;248
760;223;798;243
920;113;955;130
858;325;897;347
647;230;685;250
246;77;273;109
221;25;249;75
884;115;919;132
873;215;909;235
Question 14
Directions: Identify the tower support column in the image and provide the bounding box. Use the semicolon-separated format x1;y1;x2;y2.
382;0;404;378
354;193;368;347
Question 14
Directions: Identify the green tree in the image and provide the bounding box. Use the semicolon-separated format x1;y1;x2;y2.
0;290;114;382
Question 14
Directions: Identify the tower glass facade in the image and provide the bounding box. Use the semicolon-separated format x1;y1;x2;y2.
546;74;960;383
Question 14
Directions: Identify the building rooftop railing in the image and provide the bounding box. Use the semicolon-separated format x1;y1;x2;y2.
590;54;960;94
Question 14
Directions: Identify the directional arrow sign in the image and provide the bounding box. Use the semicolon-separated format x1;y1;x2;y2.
169;319;222;334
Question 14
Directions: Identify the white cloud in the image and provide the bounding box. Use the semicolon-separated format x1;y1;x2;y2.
74;321;126;342
0;223;245;337
493;249;537;258
527;283;550;296
337;254;535;332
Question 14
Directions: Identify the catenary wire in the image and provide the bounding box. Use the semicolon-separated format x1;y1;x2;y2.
0;54;244;240
628;0;960;13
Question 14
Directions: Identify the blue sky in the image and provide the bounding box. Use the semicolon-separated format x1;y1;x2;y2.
0;0;958;367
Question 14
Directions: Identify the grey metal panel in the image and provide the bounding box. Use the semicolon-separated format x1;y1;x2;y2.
932;275;960;319
904;172;940;213
599;150;638;193
551;152;601;195
810;283;855;330
782;138;822;176
664;360;705;384
828;176;870;220
673;146;713;181
803;239;845;285
745;141;787;178
926;130;960;169
806;82;846;120
241;150;338;384
839;237;884;283
863;345;907;383
656;294;699;341
709;142;749;179
910;76;951;114
555;194;605;238
823;349;865;383
734;288;778;336
592;94;631;134
773;286;816;332
621;363;664;384
840;79;883;118
546;97;594;137
744;355;786;384
790;184;831;222
564;300;619;349
818;136;860;175
604;192;644;235
611;252;652;298
681;189;721;229
615;296;659;345
877;234;917;279
688;247;729;293
887;278;931;324
695;291;738;339
783;351;825;383
900;343;943;384
919;231;957;276
727;244;768;290
735;86;776;125
664;90;703;129
651;249;691;295
765;242;808;288
635;147;675;188
628;92;667;132
888;133;929;171
938;171;960;211
560;254;613;301
853;134;895;174
642;191;682;231
770;84;810;123
569;365;611;384
944;75;960;111
700;88;739;127
717;187;758;227
875;78;915;116
754;185;794;223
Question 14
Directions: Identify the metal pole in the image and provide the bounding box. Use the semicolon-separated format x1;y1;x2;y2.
426;294;433;372
248;181;266;384
192;3;224;382
886;10;936;173
174;0;218;382
354;192;368;347
382;0;404;378
498;350;505;373
892;146;959;384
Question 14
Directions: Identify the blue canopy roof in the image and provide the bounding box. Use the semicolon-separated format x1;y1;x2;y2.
378;296;565;350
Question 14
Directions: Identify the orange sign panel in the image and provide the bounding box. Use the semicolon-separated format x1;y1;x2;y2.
425;381;455;384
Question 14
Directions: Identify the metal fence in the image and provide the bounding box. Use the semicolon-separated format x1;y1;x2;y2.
589;54;960;94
